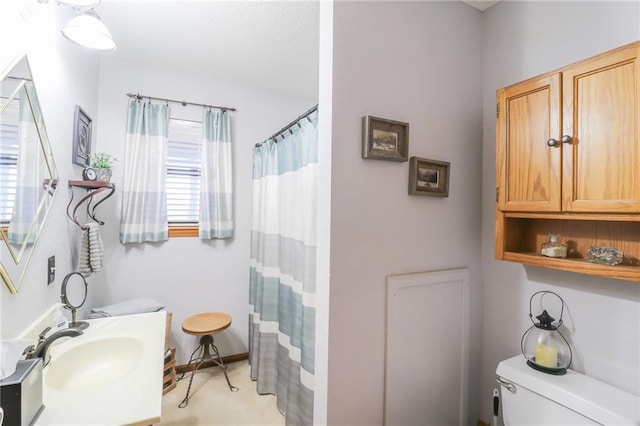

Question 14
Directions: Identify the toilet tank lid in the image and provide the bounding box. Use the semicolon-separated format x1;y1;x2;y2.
497;355;640;425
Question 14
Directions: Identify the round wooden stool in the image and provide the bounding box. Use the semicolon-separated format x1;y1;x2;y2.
178;312;238;408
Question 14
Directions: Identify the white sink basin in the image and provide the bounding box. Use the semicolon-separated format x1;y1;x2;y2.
46;336;144;391
36;311;165;425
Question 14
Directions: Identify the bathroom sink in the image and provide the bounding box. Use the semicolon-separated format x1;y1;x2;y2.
35;311;165;425
46;336;143;391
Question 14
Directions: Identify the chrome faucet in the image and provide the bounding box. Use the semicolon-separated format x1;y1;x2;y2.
25;327;83;365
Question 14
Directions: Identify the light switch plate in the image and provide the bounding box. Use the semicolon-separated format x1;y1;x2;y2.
47;256;55;285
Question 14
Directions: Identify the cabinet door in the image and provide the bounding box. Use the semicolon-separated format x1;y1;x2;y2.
497;73;562;212
562;42;640;212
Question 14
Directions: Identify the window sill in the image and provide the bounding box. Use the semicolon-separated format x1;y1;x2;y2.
168;226;198;237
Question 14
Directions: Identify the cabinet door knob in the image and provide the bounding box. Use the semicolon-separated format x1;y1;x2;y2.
561;135;572;144
547;138;558;147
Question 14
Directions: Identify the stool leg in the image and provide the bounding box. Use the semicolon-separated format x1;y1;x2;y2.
178;339;208;408
178;334;239;408
178;342;206;382
208;336;238;392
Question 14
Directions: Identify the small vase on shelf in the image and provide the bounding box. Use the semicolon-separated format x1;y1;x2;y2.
541;233;567;258
96;168;112;182
89;152;116;183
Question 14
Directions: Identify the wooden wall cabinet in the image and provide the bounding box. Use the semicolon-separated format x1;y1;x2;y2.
495;41;640;282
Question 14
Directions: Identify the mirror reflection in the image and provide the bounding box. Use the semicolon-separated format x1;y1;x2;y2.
0;55;58;294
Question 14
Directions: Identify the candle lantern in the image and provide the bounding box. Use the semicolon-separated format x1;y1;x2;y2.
520;291;572;375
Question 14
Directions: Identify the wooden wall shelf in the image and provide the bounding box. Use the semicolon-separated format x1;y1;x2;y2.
68;180;114;190
502;252;640;282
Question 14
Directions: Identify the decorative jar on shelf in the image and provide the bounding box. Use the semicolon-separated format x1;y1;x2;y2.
96;168;112;182
541;233;567;258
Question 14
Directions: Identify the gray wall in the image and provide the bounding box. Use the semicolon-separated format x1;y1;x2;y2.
328;2;484;423
0;3;101;338
480;1;640;422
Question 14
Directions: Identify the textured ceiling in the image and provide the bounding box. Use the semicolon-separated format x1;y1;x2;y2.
96;1;498;100
98;0;320;99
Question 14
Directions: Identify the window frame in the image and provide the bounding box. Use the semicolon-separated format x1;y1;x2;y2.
166;118;202;237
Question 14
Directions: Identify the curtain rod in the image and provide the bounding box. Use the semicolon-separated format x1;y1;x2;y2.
256;104;319;147
126;93;236;112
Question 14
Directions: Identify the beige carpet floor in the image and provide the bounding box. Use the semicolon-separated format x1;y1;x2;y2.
160;360;285;426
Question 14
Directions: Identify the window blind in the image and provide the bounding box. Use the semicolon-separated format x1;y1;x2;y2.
167;119;202;224
0;120;18;225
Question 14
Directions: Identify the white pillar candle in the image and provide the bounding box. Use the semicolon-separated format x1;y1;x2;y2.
535;343;558;368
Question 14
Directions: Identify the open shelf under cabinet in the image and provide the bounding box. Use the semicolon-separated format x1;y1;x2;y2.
497;214;640;282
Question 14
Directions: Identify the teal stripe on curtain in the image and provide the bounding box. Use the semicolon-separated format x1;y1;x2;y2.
120;100;170;244
249;109;318;426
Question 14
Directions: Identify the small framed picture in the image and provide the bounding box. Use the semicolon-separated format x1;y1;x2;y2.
408;156;450;197
72;105;92;167
362;116;409;162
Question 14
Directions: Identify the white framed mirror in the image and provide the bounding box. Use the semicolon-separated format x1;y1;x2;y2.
0;55;58;294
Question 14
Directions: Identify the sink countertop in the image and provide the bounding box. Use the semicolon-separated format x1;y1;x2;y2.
35;311;166;426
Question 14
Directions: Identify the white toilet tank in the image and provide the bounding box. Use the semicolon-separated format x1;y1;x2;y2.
496;355;640;425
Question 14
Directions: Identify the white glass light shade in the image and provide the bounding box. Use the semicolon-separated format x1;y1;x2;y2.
61;13;116;51
56;0;101;7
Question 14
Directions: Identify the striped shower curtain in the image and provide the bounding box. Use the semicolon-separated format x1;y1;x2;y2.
249;109;318;425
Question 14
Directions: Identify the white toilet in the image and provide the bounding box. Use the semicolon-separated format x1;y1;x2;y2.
496;355;640;425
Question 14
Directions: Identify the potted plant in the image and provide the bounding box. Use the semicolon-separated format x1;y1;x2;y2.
89;152;117;182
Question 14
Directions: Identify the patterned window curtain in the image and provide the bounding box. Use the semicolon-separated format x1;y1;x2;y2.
120;100;170;244
199;109;233;239
249;108;318;426
8;85;45;245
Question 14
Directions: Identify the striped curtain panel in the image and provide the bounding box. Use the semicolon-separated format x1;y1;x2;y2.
8;85;47;246
199;109;233;239
249;109;318;426
120;100;170;244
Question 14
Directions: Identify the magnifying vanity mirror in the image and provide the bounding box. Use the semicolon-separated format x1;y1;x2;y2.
0;55;58;294
61;272;89;330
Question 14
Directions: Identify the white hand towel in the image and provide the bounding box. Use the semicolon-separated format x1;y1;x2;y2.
87;223;103;273
78;223;104;276
78;226;92;277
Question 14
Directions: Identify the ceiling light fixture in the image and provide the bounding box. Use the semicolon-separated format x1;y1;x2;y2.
56;0;101;7
38;0;116;51
61;10;116;50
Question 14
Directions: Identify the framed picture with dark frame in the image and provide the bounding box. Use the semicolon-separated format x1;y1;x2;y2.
72;105;92;167
362;115;409;162
408;156;450;197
